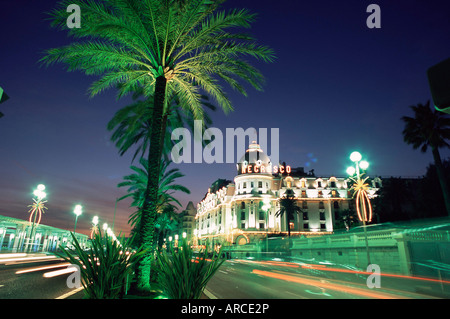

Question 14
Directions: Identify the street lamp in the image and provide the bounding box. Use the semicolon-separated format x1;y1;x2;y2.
27;184;47;252
347;151;372;265
90;216;99;239
73;204;82;233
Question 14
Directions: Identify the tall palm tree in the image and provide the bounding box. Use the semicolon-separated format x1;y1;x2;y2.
118;158;189;248
42;0;274;290
107;92;216;162
118;158;190;226
276;189;303;238
401;101;450;216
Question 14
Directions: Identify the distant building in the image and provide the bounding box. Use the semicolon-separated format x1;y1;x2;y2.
195;141;381;247
178;201;197;242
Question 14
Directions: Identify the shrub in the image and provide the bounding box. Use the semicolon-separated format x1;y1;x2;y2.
156;242;224;299
57;230;145;299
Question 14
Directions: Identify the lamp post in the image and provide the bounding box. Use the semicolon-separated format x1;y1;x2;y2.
27;184;47;252
347;151;372;266
90;216;99;239
73;205;82;233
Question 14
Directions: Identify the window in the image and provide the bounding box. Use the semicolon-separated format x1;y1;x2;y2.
300;180;306;188
258;181;262;188
241;202;245;209
301;190;307;198
259;211;265;220
320;212;325;220
289;222;294;230
303;212;308;220
243;182;247;188
320;223;326;230
319;201;325;209
259;222;265;229
333;201;340;209
302;201;308;209
330;181;337;188
241;211;246;220
251;182;254;188
317;181;322;188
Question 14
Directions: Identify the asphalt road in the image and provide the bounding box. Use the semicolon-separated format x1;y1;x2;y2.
204;258;450;299
1;253;449;299
0;253;84;299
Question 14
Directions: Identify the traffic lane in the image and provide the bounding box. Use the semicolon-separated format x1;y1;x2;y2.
206;259;437;299
207;260;350;299
0;256;79;299
230;259;447;298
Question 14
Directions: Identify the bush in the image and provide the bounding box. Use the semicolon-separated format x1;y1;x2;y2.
156;242;224;299
57;230;145;299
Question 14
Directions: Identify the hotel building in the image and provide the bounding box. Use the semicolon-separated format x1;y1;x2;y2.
195;142;381;246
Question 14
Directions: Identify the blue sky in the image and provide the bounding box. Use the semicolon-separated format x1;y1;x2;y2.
1;0;449;236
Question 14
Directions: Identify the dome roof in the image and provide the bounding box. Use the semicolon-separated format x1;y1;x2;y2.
237;141;272;175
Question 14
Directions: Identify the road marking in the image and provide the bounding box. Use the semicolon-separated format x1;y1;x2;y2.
203;288;218;299
55;286;84;299
219;270;228;274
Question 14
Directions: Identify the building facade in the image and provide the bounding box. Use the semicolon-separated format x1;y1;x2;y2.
195;142;381;247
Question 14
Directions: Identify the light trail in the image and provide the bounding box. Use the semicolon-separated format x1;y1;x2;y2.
15;262;71;275
252;269;407;299
301;264;450;285
43;266;78;278
0;255;59;265
0;253;27;259
234;259;450;285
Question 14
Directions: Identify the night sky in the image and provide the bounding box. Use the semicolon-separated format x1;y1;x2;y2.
1;0;449;237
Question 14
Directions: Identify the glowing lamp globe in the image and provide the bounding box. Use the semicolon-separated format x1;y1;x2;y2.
350;151;362;162
74;205;83;216
37;184;46;191
359;160;369;170
346;167;356;176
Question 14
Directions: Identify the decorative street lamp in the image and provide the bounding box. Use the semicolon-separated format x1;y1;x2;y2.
73;204;83;233
90;216;99;239
347;151;372;265
27;184;47;252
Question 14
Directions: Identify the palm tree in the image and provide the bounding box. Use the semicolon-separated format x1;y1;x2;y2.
401;101;450;216
155;205;180;250
42;0;274;290
117;158;190;228
275;189;303;238
107;92;216;163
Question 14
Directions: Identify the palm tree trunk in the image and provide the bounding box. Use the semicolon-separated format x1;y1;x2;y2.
136;75;167;291
431;146;450;216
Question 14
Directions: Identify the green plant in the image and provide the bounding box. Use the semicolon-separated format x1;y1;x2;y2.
156;241;224;299
57;230;145;299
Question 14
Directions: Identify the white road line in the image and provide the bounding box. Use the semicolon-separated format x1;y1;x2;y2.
55;286;84;299
203;288;218;299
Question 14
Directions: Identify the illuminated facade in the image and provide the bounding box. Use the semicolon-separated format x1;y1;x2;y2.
195;142;381;246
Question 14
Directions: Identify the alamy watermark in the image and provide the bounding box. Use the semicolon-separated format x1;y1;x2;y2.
170;120;280;166
366;264;381;289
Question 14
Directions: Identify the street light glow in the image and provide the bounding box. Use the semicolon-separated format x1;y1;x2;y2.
74;205;82;216
359;160;369;170
350;151;362;162
346;166;356;176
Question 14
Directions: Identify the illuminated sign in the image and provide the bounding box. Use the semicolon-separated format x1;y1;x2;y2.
241;164;291;174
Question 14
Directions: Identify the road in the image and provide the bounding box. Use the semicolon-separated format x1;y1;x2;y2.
1;253;449;299
0;253;84;299
205;258;450;299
